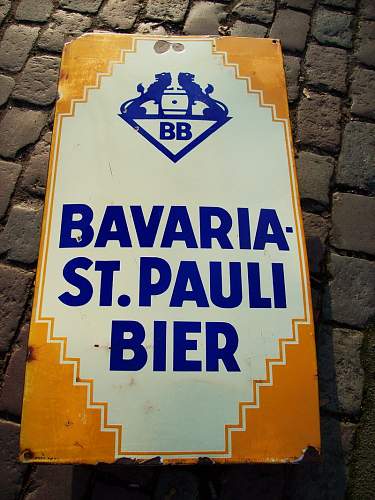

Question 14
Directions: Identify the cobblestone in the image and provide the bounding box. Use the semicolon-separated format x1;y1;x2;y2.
137;23;167;35
270;9;310;52
320;0;356;9
286;416;353;499
38;10;92;52
146;0;189;23
0;1;372;496
341;422;357;465
24;465;92;500
296;151;334;208
350;67;375;120
297;92;341;153
0;160;21;219
154;470;199;500
360;0;375;20
99;0;142;30
318;325;364;415
12;56;60;106
331;193;375;255
92;481;150;500
303;212;329;274
22;132;52;197
233;0;275;25
312;8;353;49
0;264;33;352
184;2;227;35
285;0;315;11
0;421;26;500
59;0;103;14
0;204;43;264
15;0;54;22
230;21;267;37
323;253;375;327
0;0;10;25
356;21;375;67
0;74;14;105
283;55;301;102
96;463;156;489
305;44;348;93
0;108;48;159
0;25;40;73
219;466;285;499
337;121;375;193
0;323;28;417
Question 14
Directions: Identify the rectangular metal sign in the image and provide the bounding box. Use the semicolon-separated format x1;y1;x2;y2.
21;34;320;464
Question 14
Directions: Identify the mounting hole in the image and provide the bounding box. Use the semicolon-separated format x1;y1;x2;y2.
172;42;185;52
154;40;170;54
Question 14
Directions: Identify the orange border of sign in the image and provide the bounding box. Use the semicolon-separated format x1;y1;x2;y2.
20;35;320;464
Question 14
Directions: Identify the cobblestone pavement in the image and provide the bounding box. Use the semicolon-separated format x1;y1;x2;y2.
0;0;374;499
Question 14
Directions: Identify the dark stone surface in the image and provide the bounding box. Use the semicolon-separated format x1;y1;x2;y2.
0;323;29;417
24;464;92;500
92;481;150;500
331;192;375;255
359;0;375;20
99;0;142;30
0;108;48;159
230;21;267;37
323;253;375;327
0;74;15;105
356;21;375;67
219;466;285;499
337;121;375;193
297;93;341;152
154;470;199;500
233;0;275;24
22;132;52;197
0;25;40;72
96;463;156;489
270;9;310;52
349;324;375;498
303;212;329;274
284;55;301;102
15;0;54;22
0;264;33;352
59;0;103;13
285;0;315;11
312;8;353;48
0;2;373;498
146;0;189;23
317;325;364;415
0;0;10;25
296;151;334;208
0;204;43;264
0;160;21;219
305;44;348;93
38;10;92;52
320;0;356;9
0;420;27;500
350;67;375;120
12;55;61;106
286;416;353;499
184;2;227;35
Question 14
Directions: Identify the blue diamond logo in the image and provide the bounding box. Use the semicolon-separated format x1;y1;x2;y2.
119;72;231;163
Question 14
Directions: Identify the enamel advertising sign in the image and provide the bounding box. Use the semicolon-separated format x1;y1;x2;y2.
20;35;320;464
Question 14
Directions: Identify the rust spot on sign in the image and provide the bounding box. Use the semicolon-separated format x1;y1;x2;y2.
20;449;34;461
27;346;36;362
